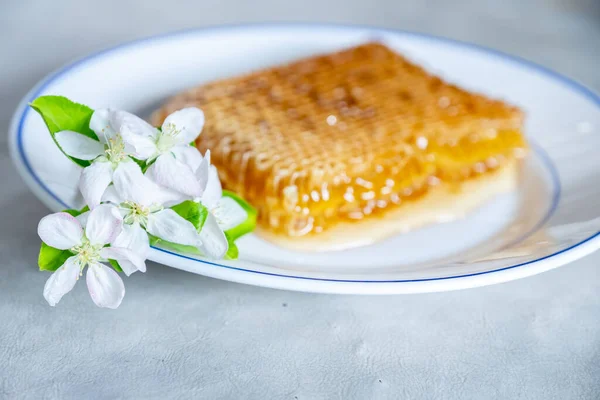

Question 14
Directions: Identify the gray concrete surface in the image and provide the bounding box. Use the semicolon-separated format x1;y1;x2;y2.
1;0;599;398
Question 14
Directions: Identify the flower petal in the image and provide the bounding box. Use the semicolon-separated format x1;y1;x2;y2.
89;109;117;144
161;107;205;145
113;158;187;207
86;262;125;309
201;166;222;209
150;185;189;208
146;209;201;247
76;211;89;227
38;212;83;250
114;110;158;138
43;255;81;307
112;222;150;259
214;197;248;231
195;150;210;193
112;160;153;206
198;213;228;259
147;153;203;198
100;185;121;205
55;130;104;160
85;204;123;246
100;247;146;276
171;145;204;173
120;130;158;160
114;111;159;159
79;160;113;209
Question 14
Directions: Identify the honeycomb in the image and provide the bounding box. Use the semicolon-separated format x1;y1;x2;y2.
152;43;527;239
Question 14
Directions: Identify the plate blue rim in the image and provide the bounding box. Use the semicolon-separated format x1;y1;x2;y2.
13;22;600;284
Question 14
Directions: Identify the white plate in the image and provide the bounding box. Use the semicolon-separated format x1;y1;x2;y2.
9;23;600;294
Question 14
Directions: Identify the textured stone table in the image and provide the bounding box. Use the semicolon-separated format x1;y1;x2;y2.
1;0;599;398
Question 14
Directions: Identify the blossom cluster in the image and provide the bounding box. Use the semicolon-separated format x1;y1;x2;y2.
32;96;255;308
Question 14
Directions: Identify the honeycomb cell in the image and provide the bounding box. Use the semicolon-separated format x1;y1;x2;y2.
153;43;527;239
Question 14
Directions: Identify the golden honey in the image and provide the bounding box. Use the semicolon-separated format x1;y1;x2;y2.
153;43;527;242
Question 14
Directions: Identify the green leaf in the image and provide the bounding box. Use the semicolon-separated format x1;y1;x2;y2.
63;205;89;218
150;231;240;260
29;95;99;167
171;200;208;232
157;195;254;260
131;157;147;171
148;234;202;255
108;259;123;273
224;233;239;260
151;233;239;260
222;190;257;240
38;242;73;272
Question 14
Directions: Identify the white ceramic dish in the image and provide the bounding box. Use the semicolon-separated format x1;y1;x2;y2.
9;23;600;294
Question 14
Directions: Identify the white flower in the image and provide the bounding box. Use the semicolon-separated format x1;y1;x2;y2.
121;107;206;197
38;205;146;308
55;107;204;209
55;109;159;208
155;150;247;259
102;160;202;249
199;151;248;231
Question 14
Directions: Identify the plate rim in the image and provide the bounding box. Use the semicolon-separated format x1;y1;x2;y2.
9;22;600;291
